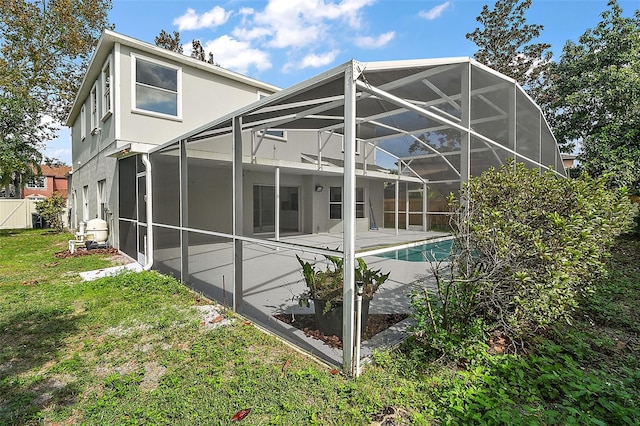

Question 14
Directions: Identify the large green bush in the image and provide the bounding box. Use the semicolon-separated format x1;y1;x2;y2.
35;192;67;232
412;161;637;348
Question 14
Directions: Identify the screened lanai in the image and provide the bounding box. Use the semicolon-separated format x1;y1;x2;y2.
145;58;565;374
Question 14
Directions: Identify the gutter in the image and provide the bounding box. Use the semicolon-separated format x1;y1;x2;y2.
141;154;154;270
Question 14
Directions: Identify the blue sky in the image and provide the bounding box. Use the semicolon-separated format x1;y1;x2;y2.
45;0;639;165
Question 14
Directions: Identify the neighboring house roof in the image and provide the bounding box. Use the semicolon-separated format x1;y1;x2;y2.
40;165;72;178
65;29;281;126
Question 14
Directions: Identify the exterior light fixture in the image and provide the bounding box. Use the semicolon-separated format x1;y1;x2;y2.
315;185;323;192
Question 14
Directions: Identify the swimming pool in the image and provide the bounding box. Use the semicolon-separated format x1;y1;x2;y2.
376;238;453;262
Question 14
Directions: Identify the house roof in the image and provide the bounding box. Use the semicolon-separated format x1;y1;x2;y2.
65;29;281;126
39;165;72;178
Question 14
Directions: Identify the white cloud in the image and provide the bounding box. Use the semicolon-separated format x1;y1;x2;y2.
173;6;232;31
203;36;272;74
354;31;395;49
287;50;340;71
234;0;376;49
419;2;451;20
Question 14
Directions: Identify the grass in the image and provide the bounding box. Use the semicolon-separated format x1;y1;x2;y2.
1;229;639;425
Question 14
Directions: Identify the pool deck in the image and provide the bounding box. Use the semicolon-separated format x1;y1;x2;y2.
165;229;449;366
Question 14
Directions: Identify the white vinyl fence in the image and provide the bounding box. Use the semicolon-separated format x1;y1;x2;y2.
0;199;68;230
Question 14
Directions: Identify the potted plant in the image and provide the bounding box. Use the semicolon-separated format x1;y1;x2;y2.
296;254;390;339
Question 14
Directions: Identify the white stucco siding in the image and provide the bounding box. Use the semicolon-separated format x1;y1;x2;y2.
68;149;119;243
118;45;274;146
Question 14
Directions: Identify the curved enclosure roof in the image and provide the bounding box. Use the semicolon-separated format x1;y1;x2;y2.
156;57;564;188
147;58;565;371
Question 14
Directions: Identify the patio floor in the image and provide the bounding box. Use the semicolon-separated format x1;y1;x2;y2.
174;229;449;366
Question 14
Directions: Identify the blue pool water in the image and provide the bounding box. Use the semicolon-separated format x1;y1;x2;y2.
376;238;453;262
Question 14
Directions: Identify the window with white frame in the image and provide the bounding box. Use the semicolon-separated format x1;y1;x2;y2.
356;187;365;218
258;92;286;140
101;57;112;120
82;185;89;221
329;187;342;220
80;105;86;141
133;55;180;118
328;187;365;220
341;136;360;155
97;179;106;220
90;83;98;132
26;176;46;189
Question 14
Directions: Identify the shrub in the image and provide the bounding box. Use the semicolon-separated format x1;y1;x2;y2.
35;192;67;232
412;161;637;348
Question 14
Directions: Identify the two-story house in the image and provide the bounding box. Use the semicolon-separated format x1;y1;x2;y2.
68;30;566;371
66;30;281;260
67;30;398;264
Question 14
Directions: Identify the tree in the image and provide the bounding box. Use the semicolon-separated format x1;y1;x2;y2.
0;0;112;196
548;0;640;193
43;157;67;167
0;92;49;197
154;30;217;65
154;29;183;54
191;39;215;65
466;0;552;104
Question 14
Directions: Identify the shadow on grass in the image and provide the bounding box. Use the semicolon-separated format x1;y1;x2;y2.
0;306;82;424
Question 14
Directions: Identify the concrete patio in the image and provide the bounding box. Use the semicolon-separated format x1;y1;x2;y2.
161;229;450;366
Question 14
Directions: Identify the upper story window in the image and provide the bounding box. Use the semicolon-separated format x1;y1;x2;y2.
258;92;286;140
341;136;360;155
80;105;86;141
101;56;113;120
90;83;98;132
133;54;181;118
26;176;46;189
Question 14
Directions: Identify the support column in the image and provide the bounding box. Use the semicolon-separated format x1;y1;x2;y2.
342;62;358;374
179;140;189;283
317;132;322;171
275;167;280;242
509;82;517;171
405;182;409;230
538;112;542;172
422;183;428;232
394;170;399;236
460;62;471;191
232;116;244;312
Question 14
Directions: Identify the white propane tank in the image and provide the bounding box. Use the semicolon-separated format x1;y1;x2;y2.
86;218;109;243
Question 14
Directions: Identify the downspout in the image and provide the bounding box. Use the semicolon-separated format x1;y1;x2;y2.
141;153;154;270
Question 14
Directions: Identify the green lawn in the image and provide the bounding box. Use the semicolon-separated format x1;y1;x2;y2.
1;229;638;425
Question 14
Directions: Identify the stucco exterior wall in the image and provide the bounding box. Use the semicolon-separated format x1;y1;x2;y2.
69;40;278;249
117;45;273;146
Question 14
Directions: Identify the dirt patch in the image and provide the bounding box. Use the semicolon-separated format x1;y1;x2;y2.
32;375;74;407
195;305;231;330
273;313;408;349
55;247;121;259
140;361;167;392
95;360;138;379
